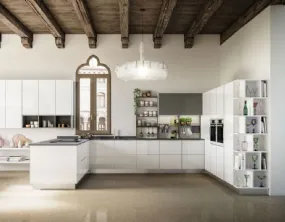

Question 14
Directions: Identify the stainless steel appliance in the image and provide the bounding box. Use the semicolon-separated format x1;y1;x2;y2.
210;119;224;144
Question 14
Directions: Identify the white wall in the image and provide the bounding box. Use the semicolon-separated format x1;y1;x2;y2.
270;6;285;196
220;8;271;85
0;34;220;138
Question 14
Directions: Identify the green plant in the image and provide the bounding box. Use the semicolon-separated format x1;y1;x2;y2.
185;117;192;123
179;117;186;125
133;88;141;114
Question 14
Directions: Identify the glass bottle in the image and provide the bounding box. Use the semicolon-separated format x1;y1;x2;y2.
241;136;248;151
243;101;248;116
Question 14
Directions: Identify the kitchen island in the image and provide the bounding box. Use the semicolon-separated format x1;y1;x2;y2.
30;139;89;190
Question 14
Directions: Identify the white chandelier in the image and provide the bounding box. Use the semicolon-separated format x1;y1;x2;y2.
115;9;168;81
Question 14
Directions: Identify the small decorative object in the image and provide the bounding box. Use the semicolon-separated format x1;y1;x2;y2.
244;174;250;187
241;136;248;151
149;101;153;107
139;130;143;137
144;101;149;107
0;134;4;148
142;93;146;97
148;111;152;116
187;127;193;136
25;141;30;148
170;130;177;139
61;124;65;128
251;119;257;133
253;102;258;115
246;85;251;97
262;154;267;170
243;101;248;116
253;137;259;151
257;175;266;187
252;88;258;97
12;134;31;149
58;124;61;128
236;137;240;151
246;122;251;133
34;121;39;128
137;120;142;126
25;124;31;128
252;155;258;169
140;101;144;106
236;177;241;187
144;111;148;117
9;141;14;148
78;133;92;139
165;125;169;134
146;91;151;97
152;111;157;117
43;120;47;128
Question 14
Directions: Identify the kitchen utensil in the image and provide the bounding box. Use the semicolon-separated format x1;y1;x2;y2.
147;127;150;137
165;124;169;134
139;128;143;138
159;125;164;134
151;128;155;137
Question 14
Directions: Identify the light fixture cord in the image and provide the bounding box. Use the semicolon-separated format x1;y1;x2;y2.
140;9;144;63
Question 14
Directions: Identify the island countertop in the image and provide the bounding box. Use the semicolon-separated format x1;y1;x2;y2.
30;139;89;146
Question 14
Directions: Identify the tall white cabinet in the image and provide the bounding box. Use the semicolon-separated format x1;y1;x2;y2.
56;80;73;115
22;80;39;115
6;80;22;128
39;80;56;115
0;81;5;128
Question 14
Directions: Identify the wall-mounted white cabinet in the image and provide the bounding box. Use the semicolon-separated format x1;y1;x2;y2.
216;86;224;116
210;88;217;116
22;80;39;115
202;91;211;115
0;81;6;128
39;80;56;115
6;80;22;128
56;80;73;115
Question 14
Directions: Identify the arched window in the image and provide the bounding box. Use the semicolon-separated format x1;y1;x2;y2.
76;55;111;134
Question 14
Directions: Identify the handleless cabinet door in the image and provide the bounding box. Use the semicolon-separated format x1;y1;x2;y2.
159;141;181;155
216;145;224;180
114;141;136;155
6;80;22;128
23;80;39;115
210;144;217;176
0;81;5;128
160;155;181;169
137;141;159;155
182;141;205;155
39;80;55;115
56;80;73;115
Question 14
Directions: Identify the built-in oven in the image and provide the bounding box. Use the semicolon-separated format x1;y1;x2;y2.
217;119;224;143
210;119;224;144
210;120;216;142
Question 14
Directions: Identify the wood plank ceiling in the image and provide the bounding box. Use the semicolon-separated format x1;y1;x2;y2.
0;0;284;49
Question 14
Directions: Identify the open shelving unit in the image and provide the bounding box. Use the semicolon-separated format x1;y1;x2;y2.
233;80;269;194
22;115;74;128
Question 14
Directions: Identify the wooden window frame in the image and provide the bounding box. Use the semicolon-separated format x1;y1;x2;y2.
76;55;111;135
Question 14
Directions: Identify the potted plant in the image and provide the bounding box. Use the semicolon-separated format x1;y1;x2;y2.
133;88;141;114
170;130;177;139
185;117;192;126
179;117;186;126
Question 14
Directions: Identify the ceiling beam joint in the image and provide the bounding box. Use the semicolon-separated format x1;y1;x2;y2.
184;0;223;48
0;3;33;48
153;0;177;48
25;0;65;48
70;0;97;48
118;0;129;48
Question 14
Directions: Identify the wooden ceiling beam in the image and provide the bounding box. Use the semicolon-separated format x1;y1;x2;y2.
69;0;97;48
221;0;281;44
184;0;223;48
118;0;129;48
153;0;177;48
0;3;33;48
25;0;65;48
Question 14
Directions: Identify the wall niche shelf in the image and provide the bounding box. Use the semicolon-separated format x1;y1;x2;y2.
22;115;73;128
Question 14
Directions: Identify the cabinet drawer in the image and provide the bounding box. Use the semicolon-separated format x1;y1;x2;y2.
137;155;159;169
91;141;115;156
182;141;205;155
182;155;204;169
159;155;181;169
159;141;181;155
114;141;136;155
137;141;159;155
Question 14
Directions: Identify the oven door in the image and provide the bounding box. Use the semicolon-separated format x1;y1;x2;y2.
217;124;224;143
210;125;216;142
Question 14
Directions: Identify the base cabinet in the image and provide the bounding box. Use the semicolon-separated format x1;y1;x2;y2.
182;155;204;169
160;155;181;169
210;143;217;176
137;155;159;169
216;145;224;180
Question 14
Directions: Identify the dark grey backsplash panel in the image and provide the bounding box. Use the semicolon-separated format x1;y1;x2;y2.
159;93;202;115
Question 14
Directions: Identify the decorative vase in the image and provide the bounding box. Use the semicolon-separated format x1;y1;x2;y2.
18;140;22;148
0;134;4;148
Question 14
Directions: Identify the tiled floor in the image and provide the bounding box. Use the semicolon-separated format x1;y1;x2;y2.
0;172;285;222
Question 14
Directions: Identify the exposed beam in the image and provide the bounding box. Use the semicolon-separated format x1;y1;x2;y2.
272;0;285;4
0;3;33;48
118;0;129;48
221;0;278;44
184;0;223;48
25;0;65;48
153;0;177;48
69;0;97;48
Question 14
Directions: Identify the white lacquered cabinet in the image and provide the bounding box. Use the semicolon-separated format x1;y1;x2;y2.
159;141;181;155
205;140;211;172
56;80;73;115
22;80;39;115
182;141;204;155
137;155;159;169
210;89;217;115
39;80;55;115
6;80;22;128
182;155;204;170
0;80;5;128
160;155;181;169
216;86;224;116
210;143;217;176
137;141;159;155
203;91;211;115
92;140;115;156
114;141;136;155
216;145;224;180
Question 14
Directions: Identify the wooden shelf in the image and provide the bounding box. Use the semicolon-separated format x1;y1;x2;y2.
137;126;158;128
137;106;158;108
136;97;158;99
136;115;158;118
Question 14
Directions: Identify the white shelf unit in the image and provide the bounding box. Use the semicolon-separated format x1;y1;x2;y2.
233;80;269;192
0;148;30;171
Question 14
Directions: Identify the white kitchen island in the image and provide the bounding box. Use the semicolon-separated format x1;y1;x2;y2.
30;139;89;190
